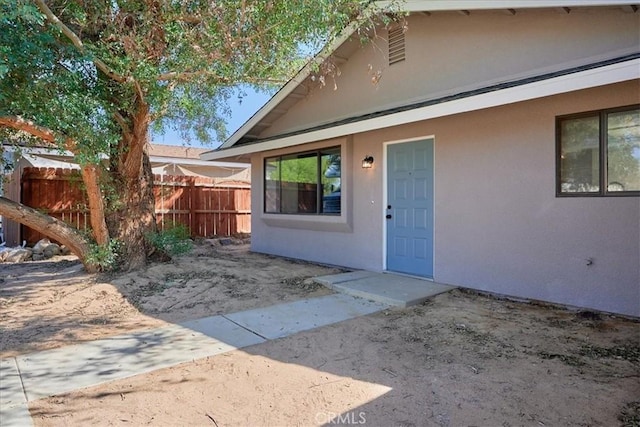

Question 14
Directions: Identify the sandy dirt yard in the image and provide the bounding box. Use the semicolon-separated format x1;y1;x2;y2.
1;240;639;426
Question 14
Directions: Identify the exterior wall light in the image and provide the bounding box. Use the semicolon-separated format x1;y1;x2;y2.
362;155;374;168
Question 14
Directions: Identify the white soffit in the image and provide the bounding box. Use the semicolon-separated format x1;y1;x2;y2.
201;58;639;161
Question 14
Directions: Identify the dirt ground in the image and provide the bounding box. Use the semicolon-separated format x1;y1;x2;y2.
1;241;639;426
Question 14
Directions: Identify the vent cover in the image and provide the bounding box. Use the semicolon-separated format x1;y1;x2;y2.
388;26;406;65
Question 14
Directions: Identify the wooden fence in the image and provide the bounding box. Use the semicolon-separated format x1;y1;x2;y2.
19;167;250;244
154;175;251;238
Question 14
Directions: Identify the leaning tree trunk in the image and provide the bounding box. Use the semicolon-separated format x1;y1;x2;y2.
106;103;158;271
0;116;110;248
0;197;98;273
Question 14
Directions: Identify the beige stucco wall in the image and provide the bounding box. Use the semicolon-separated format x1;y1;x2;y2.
261;8;639;139
251;80;639;316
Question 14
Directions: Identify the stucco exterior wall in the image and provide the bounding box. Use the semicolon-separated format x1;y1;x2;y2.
261;8;639;139
251;80;639;316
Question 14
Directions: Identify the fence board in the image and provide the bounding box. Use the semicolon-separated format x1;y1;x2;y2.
19;168;250;244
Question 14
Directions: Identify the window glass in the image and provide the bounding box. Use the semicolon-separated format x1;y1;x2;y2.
264;146;341;215
607;109;640;192
559;115;600;193
264;158;280;213
321;148;341;214
279;152;317;214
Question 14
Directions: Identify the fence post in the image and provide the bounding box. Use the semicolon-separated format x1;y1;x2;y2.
189;178;197;237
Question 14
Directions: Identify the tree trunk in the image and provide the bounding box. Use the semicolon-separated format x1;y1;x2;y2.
106;103;158;271
81;164;109;246
0;116;111;248
0;196;98;273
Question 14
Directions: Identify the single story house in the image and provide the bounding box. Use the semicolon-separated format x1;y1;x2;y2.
202;1;640;317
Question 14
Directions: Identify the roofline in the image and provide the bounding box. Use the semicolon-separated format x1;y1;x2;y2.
204;0;640;158
201;56;639;161
2;145;75;157
149;156;249;168
1;145;249;168
213;4;381;152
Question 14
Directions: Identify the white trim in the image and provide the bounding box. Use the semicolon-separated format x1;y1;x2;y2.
383;136;436;275
213;4;384;152
205;0;638;158
202;58;639;161
378;0;640;11
257;137;353;232
149;156;249;169
2;145;75;157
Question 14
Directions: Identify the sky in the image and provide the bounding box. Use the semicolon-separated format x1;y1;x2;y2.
151;86;274;149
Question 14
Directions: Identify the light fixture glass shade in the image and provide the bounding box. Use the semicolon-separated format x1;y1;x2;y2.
362;155;374;168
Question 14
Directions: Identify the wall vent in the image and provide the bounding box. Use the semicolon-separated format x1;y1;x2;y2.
388;26;406;65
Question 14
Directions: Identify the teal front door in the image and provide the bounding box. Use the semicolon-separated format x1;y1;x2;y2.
386;139;434;278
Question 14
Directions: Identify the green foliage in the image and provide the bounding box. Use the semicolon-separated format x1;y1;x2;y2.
146;223;193;256
2;0;394;149
0;0;396;263
1;0;118;146
85;239;122;272
267;150;340;191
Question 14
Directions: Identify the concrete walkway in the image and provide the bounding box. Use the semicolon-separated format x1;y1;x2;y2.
0;271;454;427
314;270;455;307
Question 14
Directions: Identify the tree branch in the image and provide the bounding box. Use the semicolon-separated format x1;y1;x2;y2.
0;116;59;144
33;0;128;84
113;111;131;135
0;196;97;272
0;116;110;246
157;70;285;85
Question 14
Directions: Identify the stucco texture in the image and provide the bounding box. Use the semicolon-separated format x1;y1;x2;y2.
251;80;639;316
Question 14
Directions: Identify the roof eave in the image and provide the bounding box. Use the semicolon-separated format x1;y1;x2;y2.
201;57;639;162
201;0;640;160
149;155;249;168
217;26;361;149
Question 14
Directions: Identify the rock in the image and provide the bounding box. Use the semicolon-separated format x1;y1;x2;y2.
59;245;71;255
219;238;233;246
43;244;61;259
0;249;9;262
32;253;45;261
5;248;33;263
33;238;52;254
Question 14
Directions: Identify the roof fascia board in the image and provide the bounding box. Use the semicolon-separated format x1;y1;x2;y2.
149;156;249;168
216;5;380;151
202;58;639;161
211;0;638;156
379;0;640;11
2;145;75;157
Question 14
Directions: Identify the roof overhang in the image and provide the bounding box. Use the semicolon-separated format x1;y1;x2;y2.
149;156;249;169
202;0;640;162
202;56;640;161
1;145;74;157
